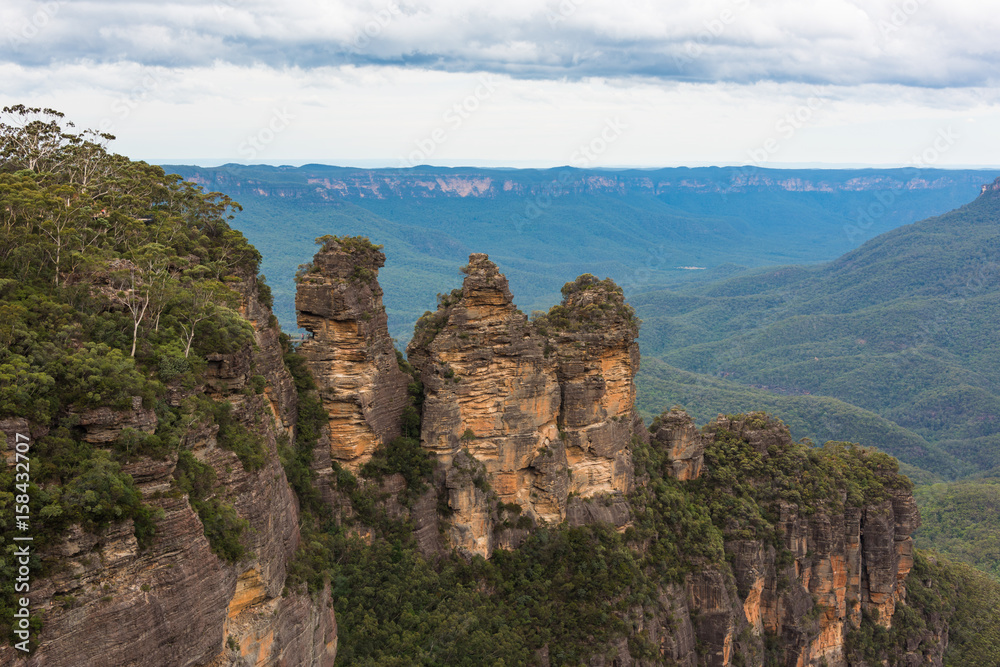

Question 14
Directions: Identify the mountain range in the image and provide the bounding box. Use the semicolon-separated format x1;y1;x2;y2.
166;164;1000;343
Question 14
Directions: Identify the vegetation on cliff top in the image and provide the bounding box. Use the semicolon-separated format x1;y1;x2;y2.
531;273;639;335
0;106;268;642
409;288;463;349
295;234;384;284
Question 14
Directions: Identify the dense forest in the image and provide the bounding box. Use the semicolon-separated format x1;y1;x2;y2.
627;184;1000;589
634;188;1000;479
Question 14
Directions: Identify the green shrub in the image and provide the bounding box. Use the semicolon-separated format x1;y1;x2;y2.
174;449;247;562
360;436;435;502
210;400;267;472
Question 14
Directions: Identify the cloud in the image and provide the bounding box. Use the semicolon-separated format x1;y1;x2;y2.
2;0;998;88
3;60;998;168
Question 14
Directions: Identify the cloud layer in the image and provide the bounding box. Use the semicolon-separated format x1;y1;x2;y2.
3;0;999;88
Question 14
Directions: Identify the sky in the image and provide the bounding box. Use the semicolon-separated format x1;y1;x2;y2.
2;0;999;168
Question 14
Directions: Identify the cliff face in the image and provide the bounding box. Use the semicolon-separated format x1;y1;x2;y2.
295;238;410;471
678;414;923;667
405;256;642;555
0;276;336;667
180;165;993;201
546;275;640;499
406;254;564;555
650;409;705;481
2;240;934;666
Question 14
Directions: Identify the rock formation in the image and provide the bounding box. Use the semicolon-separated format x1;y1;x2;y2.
1;242;933;667
545;274;640;498
406;254;563;555
650;408;706;481
683;414;921;667
407;255;641;556
295;236;410;470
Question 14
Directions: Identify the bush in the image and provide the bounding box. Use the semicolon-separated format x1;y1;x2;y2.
360;436;435;502
174;449;247;562
210;400;267;472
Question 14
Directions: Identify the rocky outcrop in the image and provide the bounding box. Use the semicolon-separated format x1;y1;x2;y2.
214;582;337;667
73;397;158;444
5;236;937;667
407;255;640;556
687;414;922;667
546;275;639;498
406;254;563;555
649;408;706;481
565;412;925;667
0;275;336;667
295;237;409;470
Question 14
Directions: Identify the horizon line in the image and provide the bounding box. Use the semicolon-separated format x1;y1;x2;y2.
154;160;1000;171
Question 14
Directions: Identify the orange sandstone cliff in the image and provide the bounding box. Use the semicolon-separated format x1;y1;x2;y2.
397;255;929;666
295;237;410;471
1;244;933;667
405;255;641;556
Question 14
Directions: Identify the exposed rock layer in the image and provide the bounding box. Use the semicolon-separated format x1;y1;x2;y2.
650;408;706;481
686;415;923;667
407;255;641;556
295;238;409;470
0;275;336;667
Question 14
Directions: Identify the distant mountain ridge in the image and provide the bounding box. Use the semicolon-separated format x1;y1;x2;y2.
636;178;1000;479
172;163;996;200
164;164;1000;346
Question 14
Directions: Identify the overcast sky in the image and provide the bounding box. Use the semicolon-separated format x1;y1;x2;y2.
2;0;998;167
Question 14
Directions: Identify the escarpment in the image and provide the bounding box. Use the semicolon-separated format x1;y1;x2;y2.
393;255;928;664
0;275;336;667
2;243;932;667
650;408;706;481
542;274;641;500
397;257;926;667
295;237;410;471
3;108;960;667
683;414;924;667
